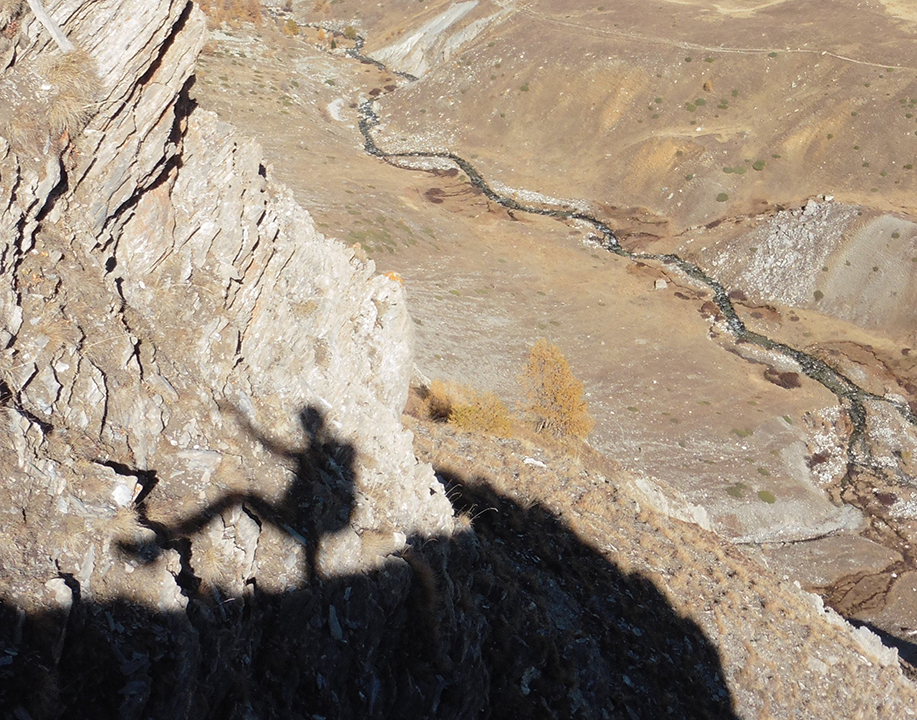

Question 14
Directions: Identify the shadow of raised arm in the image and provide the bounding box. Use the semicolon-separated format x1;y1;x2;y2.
119;404;356;581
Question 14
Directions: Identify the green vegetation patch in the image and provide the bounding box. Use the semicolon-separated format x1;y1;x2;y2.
732;427;753;438
726;482;749;499
716;193;729;202
757;490;777;504
752;160;766;171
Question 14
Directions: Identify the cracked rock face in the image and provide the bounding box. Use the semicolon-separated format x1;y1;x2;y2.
0;2;454;714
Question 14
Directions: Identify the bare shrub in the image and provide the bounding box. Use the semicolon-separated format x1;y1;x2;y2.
521;338;593;440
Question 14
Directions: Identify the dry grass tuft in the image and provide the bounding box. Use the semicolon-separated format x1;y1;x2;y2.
0;0;25;29
41;49;100;138
0;100;43;149
197;0;263;27
97;505;143;539
190;529;233;586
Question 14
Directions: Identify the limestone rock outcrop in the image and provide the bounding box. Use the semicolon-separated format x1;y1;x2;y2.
1;2;455;715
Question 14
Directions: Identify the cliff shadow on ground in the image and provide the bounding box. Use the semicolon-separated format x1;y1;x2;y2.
0;405;738;720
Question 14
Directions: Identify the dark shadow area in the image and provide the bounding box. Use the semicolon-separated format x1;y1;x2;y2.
0;407;739;719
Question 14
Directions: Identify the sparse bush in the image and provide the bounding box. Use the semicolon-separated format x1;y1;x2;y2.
196;0;262;26
422;379;454;421
449;391;512;436
419;380;513;436
343;25;358;40
521;338;593;440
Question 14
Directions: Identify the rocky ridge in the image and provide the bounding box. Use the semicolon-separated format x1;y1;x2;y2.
1;1;917;718
1;1;454;714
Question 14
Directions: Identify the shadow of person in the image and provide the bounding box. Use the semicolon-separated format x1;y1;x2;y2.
428;469;739;719
0;410;740;719
119;404;356;582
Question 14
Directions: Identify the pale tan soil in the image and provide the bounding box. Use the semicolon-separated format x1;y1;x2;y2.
371;0;917;233
192;2;917;671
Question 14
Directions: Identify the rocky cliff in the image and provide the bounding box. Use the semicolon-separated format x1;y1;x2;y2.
1;1;458;715
2;2;917;719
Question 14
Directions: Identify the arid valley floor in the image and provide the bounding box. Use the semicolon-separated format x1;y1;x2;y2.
191;0;917;666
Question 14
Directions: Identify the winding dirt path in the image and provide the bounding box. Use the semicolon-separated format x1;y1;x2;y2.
515;4;917;71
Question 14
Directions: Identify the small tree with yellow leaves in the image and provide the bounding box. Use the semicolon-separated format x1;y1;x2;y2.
521;338;593;440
